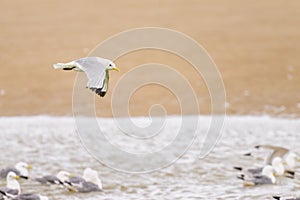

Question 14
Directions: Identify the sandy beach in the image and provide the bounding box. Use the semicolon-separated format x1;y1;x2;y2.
0;0;299;117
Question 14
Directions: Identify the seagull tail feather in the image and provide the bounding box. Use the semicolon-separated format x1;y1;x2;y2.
53;62;77;70
272;196;281;200
233;166;243;171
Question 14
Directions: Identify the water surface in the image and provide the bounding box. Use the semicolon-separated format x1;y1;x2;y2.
0;116;299;199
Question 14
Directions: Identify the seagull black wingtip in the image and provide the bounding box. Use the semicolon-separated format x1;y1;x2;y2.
272;196;281;200
63;67;76;70
89;88;106;97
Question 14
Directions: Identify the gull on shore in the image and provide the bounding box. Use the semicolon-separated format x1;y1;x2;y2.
234;157;285;177
0;172;21;197
0;172;48;200
36;171;72;187
67;168;102;193
0;162;32;180
238;165;276;186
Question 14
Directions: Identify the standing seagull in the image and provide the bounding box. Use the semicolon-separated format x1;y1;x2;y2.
68;168;102;193
0;172;48;200
53;57;120;97
0;162;32;179
36;171;72;186
238;165;276;186
234;157;285;177
0;172;20;197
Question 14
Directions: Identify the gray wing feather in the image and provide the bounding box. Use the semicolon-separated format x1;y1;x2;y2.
235;166;263;177
75;181;101;193
257;144;289;164
12;193;40;200
69;176;86;185
0;168;20;178
74;57;108;89
252;175;272;185
247;167;263;175
0;187;19;195
35;175;61;185
267;147;289;164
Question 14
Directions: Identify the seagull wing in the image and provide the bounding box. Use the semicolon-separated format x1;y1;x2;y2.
12;193;41;200
68;176;86;186
251;174;273;185
35;175;61;185
0;168;20;178
73;57;108;96
263;145;289;164
247;167;263;175
0;187;19;196
74;181;101;193
268;149;289;164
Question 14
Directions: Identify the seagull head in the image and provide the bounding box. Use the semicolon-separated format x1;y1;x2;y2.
15;162;32;178
285;152;299;169
15;162;32;170
262;165;276;183
7;171;19;181
106;62;119;72
6;172;20;193
272;157;284;176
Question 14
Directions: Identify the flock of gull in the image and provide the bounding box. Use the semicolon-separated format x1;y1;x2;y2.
1;144;299;200
0;163;102;200
233;144;300;200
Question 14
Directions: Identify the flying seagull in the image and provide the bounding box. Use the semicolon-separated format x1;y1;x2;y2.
53;57;120;97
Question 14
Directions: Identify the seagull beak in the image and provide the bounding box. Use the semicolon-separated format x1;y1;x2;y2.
297;158;300;162
68;186;77;192
15;175;20;180
113;67;120;72
27;165;32;169
69;173;75;178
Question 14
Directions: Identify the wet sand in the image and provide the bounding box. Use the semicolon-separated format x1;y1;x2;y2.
0;0;299;117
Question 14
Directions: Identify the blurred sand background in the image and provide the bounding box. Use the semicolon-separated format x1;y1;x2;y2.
0;0;299;117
